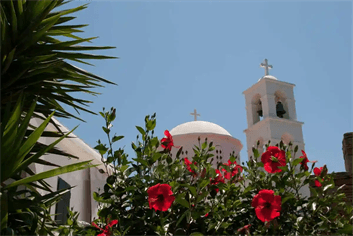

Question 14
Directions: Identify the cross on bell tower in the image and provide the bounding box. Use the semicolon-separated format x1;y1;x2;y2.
190;109;200;121
260;59;273;76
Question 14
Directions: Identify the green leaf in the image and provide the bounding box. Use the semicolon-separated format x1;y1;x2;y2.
310;187;318;197
136;126;145;136
200;179;210;189
338;224;353;235
133;158;148;166
4;160;97;190
175;210;188;228
282;194;294;204
202;141;207;150
112;135;124;143
323;184;334;192
102;126;110;134
92;192;114;204
176;146;183;158
17;111;55;161
12;126;79;179
256;162;264;168
312;202;317;211
252;148;260;158
175;195;189;208
292;157;304;166
277;165;289;172
152;152;161;162
1;192;8;230
185;185;197;197
94;144;108;155
146;120;156;131
190;232;203;236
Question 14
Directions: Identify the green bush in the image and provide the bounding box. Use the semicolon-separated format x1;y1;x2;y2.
92;108;352;235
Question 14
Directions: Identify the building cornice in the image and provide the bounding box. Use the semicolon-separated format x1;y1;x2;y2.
244;117;304;133
242;78;296;96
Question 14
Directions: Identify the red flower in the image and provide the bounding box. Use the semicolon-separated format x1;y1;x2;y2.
261;146;286;173
314;167;324;187
210;169;225;185
237;224;251;234
299;150;310;171
210;169;225;193
148;183;175;211
252;189;281;222
222;160;243;180
92;219;118;236
184;157;197;176
161;130;174;151
204;213;209;217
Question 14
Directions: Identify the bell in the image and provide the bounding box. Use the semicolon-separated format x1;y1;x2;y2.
257;109;263;117
276;101;286;118
257;101;263;117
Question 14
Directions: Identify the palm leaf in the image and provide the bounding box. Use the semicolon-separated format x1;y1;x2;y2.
1;0;117;124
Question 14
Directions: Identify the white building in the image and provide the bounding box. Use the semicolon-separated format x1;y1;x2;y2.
243;60;305;160
30;117;111;225
168;59;308;196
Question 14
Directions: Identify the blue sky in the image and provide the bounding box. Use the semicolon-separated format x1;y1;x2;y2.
57;1;352;173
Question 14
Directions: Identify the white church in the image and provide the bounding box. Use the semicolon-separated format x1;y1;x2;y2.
169;59;305;166
34;59;306;224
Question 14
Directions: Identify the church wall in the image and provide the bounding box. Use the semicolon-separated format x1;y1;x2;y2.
268;120;304;144
264;79;295;100
30;117;108;224
90;167;109;221
171;133;242;167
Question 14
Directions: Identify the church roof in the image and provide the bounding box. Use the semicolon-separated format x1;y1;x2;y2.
170;121;232;136
258;75;278;81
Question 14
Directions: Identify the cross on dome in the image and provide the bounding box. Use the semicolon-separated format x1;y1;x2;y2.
260;59;273;76
190;109;200;121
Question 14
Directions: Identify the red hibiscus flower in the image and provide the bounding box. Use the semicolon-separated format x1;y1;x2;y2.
148;183;175;211
222;160;243;180
184;157;197;176
252;189;282;222
261;146;286;173
237;224;251;234
210;169;225;193
299;150;310;171
299;150;316;171
161;130;174;151
314;167;324;187
210;169;225;185
92;219;118;236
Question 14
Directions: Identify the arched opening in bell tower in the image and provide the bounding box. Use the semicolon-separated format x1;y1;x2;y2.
274;91;289;119
251;94;263;124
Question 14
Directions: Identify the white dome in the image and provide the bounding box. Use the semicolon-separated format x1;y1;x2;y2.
170;121;231;136
258;75;278;81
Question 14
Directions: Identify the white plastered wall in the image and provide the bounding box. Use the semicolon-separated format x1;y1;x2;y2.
30;117;110;223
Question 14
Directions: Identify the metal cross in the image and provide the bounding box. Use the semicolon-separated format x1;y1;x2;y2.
260;59;273;76
190;109;200;121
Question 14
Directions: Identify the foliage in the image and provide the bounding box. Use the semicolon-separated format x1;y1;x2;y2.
1;0;116;234
55;207;96;236
1;0;116;123
92;108;353;235
0;94;98;235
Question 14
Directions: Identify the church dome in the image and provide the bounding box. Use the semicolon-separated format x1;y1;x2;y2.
170;121;231;136
258;75;278;81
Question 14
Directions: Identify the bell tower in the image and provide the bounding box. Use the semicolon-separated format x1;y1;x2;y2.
243;59;305;160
